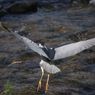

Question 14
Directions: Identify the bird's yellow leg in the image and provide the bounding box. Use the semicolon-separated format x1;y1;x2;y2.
37;72;44;91
45;74;50;93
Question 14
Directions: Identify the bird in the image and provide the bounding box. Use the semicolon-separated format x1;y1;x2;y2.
0;21;95;93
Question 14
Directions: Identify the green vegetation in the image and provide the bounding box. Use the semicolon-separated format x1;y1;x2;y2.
2;80;14;95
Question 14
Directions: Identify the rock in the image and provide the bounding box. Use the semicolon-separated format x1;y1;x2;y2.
6;1;38;14
89;0;95;5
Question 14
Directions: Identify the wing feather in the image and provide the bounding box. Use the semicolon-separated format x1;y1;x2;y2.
12;31;49;58
0;22;49;59
54;38;95;60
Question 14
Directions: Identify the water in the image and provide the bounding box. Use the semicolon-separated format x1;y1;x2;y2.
0;5;95;95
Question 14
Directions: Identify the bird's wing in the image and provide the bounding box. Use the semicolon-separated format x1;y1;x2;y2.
0;22;49;59
53;38;95;60
12;31;49;58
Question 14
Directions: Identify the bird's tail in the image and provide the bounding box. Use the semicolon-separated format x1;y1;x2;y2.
40;61;61;74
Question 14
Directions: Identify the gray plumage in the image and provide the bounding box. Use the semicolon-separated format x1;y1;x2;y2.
54;38;95;60
0;22;95;74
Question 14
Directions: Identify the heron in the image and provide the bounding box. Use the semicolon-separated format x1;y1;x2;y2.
0;22;95;93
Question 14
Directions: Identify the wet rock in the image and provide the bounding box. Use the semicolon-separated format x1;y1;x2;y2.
89;0;95;5
6;1;38;14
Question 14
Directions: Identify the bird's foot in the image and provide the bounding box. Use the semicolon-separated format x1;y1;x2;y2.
37;81;41;91
45;83;49;93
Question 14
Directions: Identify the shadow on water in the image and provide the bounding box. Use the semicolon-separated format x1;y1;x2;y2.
0;5;95;95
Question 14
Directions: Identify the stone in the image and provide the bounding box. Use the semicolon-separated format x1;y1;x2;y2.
89;0;95;5
6;1;38;14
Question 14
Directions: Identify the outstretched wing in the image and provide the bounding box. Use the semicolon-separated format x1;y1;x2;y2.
0;22;49;59
54;38;95;60
12;32;49;58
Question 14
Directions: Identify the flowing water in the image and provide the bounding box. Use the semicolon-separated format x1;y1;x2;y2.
0;5;95;95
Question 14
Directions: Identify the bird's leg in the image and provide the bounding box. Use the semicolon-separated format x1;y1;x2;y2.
45;74;50;93
37;72;44;91
37;69;44;91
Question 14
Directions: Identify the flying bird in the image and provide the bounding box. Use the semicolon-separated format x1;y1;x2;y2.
0;22;95;93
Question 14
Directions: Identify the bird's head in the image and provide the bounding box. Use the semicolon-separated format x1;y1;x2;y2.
38;42;45;48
